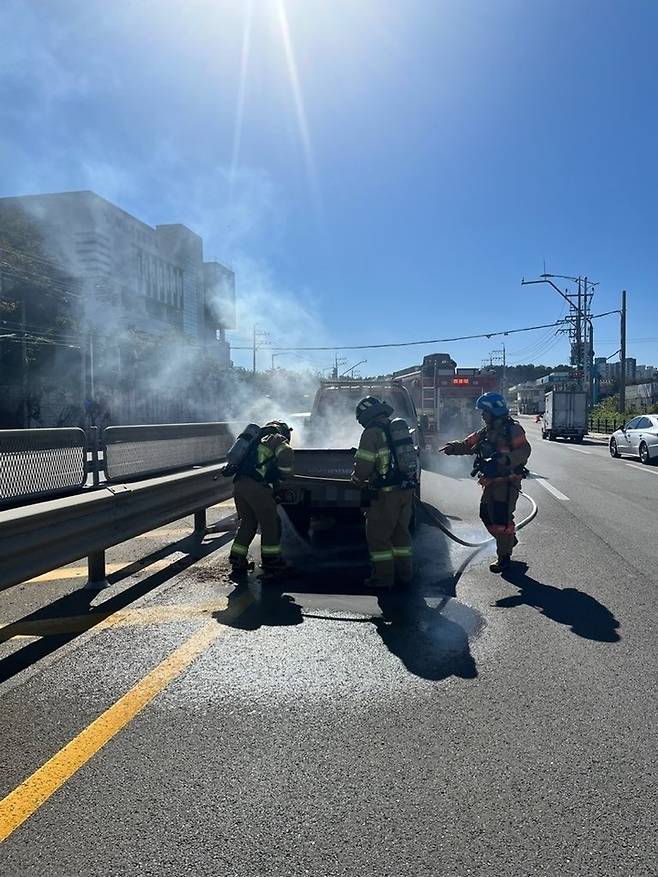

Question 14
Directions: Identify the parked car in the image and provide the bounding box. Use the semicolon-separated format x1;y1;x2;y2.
609;415;658;464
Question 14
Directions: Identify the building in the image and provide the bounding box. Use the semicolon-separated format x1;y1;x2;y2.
635;364;658;383
594;357;637;383
626;382;658;409
0;191;235;366
509;381;546;414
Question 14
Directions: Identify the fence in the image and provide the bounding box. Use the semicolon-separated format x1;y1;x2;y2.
0;427;88;507
0;421;240;591
588;417;625;434
0;421;242;508
103;422;239;482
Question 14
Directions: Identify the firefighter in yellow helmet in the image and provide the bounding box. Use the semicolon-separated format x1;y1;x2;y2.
351;396;415;589
444;393;531;573
229;421;294;577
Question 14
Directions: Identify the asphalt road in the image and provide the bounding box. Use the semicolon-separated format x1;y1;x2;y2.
0;418;656;876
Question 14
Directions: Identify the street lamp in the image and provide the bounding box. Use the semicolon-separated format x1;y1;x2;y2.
271;352;288;369
340;359;367;378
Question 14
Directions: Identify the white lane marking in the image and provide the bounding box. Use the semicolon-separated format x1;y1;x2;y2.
560;445;591;455
531;475;570;501
625;463;658;476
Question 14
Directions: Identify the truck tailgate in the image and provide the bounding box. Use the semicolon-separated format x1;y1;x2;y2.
278;449;363;509
292;448;355;479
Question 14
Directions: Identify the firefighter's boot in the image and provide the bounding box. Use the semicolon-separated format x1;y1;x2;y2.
489;555;511;574
261;557;294;579
230;556;253;578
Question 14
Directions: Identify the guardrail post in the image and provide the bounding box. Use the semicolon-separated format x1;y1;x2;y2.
188;509;207;556
85;551;110;590
194;509;207;538
89;426;100;487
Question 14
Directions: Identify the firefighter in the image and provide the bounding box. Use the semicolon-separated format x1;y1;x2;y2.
444;392;531;573
229;420;294;577
351;397;415;589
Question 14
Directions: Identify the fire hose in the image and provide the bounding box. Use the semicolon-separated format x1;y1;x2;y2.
420;491;538;549
431;445;538;548
282;473;538;549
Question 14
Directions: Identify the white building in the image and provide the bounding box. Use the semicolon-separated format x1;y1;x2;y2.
0;190;235;366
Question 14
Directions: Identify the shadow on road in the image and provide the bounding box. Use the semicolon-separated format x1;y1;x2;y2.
373;588;478;681
0;532;234;685
213;578;303;631
498;562;621;642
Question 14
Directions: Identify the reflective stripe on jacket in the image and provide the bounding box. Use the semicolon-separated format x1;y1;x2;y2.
242;433;294;484
353;417;396;486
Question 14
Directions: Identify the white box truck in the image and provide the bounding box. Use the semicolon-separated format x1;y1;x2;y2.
542;391;588;442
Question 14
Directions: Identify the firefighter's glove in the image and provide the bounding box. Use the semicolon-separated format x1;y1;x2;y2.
443;444;457;456
220;464;236;478
481;459;500;479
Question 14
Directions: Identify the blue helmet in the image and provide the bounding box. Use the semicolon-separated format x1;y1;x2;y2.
475;392;509;417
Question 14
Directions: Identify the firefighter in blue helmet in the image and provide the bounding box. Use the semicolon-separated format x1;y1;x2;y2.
351;396;415;589
444;393;531;572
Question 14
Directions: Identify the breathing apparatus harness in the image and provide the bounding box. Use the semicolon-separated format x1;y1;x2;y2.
357;398;418;492
470;418;529;481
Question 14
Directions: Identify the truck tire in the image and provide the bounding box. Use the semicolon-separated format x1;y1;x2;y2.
549;432;556;441
574;435;584;444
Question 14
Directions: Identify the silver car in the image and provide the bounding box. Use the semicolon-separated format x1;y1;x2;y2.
609;414;658;464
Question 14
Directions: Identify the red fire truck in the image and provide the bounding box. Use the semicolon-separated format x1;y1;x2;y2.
392;353;499;448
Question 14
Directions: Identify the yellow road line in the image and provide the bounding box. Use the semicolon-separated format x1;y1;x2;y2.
0;600;231;640
0;594;251;843
26;558;179;584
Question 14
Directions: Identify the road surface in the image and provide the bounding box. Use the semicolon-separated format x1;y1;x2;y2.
0;417;656;875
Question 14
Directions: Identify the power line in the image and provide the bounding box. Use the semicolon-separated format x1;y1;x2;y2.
231;311;619;353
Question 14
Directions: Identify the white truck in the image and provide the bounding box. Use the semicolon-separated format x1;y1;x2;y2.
542;391;588;442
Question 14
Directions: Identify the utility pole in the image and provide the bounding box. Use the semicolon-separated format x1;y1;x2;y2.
521;271;598;409
332;352;347;379
251;324;269;374
488;344;506;395
619;289;627;413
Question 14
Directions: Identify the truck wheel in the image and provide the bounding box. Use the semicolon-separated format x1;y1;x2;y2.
549;432;556;441
574;435;584;444
541;430;547;440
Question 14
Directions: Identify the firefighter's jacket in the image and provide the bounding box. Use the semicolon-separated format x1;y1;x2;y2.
447;417;531;488
240;433;294;486
352;416;398;488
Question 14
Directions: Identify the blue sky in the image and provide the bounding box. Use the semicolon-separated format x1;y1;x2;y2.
1;0;657;375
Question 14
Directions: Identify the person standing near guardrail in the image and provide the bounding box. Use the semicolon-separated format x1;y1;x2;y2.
443;393;531;573
226;421;295;579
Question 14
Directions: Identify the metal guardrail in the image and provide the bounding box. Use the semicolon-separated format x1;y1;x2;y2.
103;422;239;482
0;462;233;592
0;427;87;507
